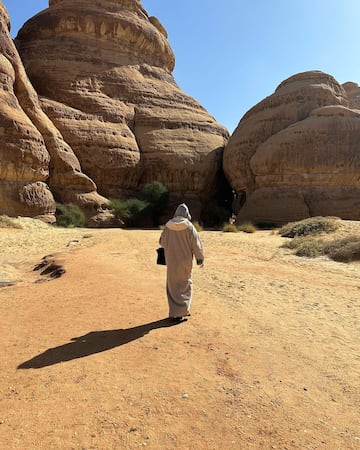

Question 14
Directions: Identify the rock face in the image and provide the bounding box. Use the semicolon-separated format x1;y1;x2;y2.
342;81;360;109
224;71;360;225
0;3;54;220
0;1;109;223
15;0;228;216
3;1;359;227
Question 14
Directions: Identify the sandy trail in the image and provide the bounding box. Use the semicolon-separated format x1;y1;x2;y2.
0;220;359;449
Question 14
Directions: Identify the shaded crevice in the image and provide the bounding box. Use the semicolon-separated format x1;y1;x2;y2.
302;192;312;217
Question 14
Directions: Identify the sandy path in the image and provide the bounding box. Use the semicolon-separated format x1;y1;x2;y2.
0;221;359;449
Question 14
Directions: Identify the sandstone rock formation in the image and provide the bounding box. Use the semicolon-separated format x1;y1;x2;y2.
4;1;359;228
0;1;109;223
0;3;54;221
15;0;228;217
342;81;360;109
224;71;360;225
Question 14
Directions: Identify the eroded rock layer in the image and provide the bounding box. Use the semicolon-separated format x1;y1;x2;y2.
224;71;360;224
0;1;109;223
15;0;228;210
0;4;54;220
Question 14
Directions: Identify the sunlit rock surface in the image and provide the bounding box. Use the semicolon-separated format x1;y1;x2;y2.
0;1;109;223
15;0;228;214
224;71;360;224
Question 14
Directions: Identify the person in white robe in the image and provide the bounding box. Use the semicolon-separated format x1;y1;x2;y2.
159;204;204;322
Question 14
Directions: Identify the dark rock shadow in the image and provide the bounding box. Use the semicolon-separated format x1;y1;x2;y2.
18;318;179;369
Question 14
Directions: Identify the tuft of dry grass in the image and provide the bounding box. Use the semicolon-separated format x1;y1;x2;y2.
192;221;203;232
222;223;239;233
323;235;360;262
238;222;257;233
281;225;360;263
0;215;23;229
279;216;340;238
222;222;257;233
281;236;325;258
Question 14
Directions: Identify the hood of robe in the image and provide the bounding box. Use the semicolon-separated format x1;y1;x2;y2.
166;216;191;231
174;203;191;221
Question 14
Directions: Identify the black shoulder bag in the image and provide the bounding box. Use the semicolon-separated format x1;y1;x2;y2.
156;247;166;265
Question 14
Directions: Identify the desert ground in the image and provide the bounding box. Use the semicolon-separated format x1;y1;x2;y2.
0;218;359;450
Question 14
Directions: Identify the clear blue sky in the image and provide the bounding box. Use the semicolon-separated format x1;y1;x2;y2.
3;0;360;133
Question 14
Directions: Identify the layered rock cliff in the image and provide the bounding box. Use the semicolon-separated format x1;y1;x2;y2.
224;71;360;225
14;0;228;217
2;1;359;227
0;1;109;223
0;3;54;220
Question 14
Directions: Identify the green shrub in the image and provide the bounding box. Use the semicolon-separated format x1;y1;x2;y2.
125;198;149;218
0;215;22;229
140;181;169;226
222;223;239;233
110;198;131;220
323;235;360;262
279;216;339;238
111;181;169;227
111;198;150;226
56;203;86;228
110;198;149;226
140;181;169;209
238;222;257;233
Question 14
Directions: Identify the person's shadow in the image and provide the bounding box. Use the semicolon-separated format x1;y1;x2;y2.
17;318;181;369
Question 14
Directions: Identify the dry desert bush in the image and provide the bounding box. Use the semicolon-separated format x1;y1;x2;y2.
0;215;23;229
280;217;360;262
222;223;239;233
323;235;360;262
279;216;340;238
238;222;257;233
282;236;325;258
192;221;203;232
222;222;257;233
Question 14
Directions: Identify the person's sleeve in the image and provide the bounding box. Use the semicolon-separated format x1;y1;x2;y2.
189;225;204;263
159;227;167;247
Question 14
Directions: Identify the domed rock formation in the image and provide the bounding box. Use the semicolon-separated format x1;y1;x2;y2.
15;0;228;215
0;1;109;223
224;71;360;225
342;81;360;109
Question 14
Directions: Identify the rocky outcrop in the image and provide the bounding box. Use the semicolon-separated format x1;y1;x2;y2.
15;0;228;215
224;71;360;225
0;1;109;223
4;1;359;227
342;82;360;109
0;3;54;220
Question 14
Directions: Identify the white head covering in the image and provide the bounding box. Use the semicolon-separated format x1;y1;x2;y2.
174;203;191;221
